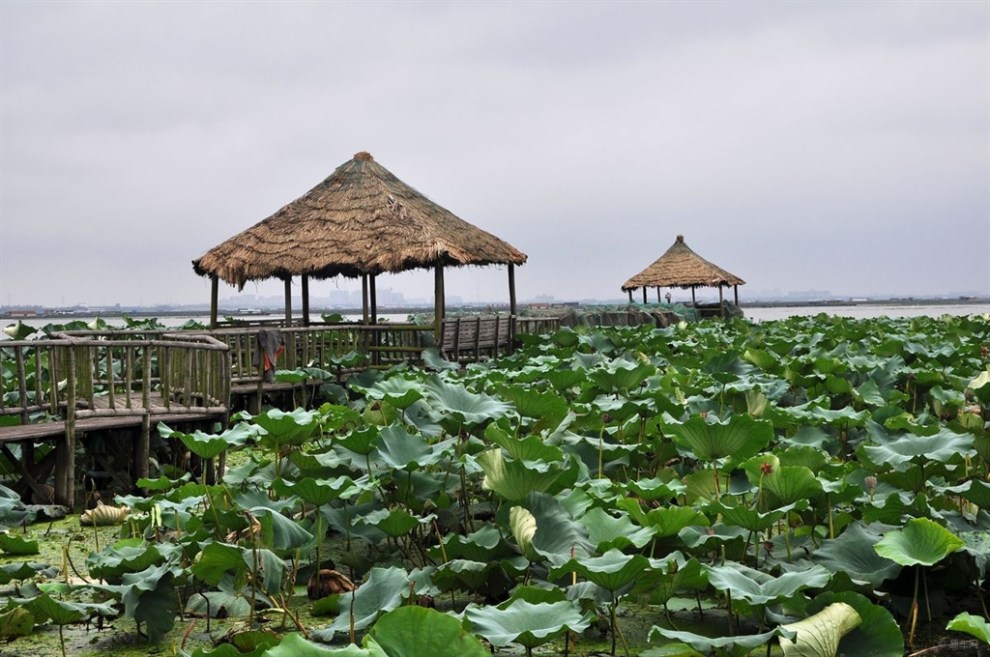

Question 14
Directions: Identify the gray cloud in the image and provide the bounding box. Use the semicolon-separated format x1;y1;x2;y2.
1;0;987;308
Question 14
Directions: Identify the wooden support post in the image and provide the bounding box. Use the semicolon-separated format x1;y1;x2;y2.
283;277;292;326
627;289;633;303
734;284;739;306
134;413;150;488
434;265;445;347
691;286;696;306
361;274;369;324
210;276;219;329
508;263;516;353
719;285;725;318
301;274;310;327
642;287;647;304
369;275;378;324
656;287;661;303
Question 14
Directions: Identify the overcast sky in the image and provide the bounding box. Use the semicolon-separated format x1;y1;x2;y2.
1;1;988;308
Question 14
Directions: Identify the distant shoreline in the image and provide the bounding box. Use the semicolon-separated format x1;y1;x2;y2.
2;296;987;320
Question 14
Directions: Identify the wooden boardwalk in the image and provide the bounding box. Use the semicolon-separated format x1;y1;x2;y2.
0;316;560;508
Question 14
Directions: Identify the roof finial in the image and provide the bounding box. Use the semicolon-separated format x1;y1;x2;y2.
354;151;373;161
676;234;684;243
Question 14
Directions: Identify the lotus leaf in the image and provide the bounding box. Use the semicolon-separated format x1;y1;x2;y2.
946;612;990;644
804;591;903;657
549;548;651;594
874;517;965;566
705;563;831;606
580;506;656;551
778;602;862;657
812;522;901;587
312;566;410;642
464;598;592;650
366;605;488;657
663;413;773;464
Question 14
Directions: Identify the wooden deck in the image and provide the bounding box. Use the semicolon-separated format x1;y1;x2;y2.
0;315;560;509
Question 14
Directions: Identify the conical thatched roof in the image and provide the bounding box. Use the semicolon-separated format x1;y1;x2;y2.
621;235;745;291
193;152;527;289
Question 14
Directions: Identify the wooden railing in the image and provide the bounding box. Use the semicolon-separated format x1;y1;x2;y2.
0;332;230;506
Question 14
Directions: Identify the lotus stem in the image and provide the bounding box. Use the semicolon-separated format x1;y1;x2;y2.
908;566;920;648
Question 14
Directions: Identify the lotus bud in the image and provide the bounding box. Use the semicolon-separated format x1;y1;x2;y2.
760;462;773;476
864;476;877;493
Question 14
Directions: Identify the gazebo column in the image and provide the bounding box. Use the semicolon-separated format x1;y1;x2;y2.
691;286;696;306
627;289;632;303
642;288;647;304
734;284;739;307
301;274;310;327
508;264;516;352
656;287;661;303
434;265;445;349
209;276;218;329
719;285;725;318
283;277;292;326
369;275;378;324
361;275;369;324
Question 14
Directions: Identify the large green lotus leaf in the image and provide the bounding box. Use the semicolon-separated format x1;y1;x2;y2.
589;359;656;394
0;533;38;556
434;524;512;562
120;563;180;642
509;506;537;560
874;517;965;566
20;593;97;625
495;384;569;429
852;380;886;407
649;626;781;653
679;523;748;551
546;367;588;392
705;563;831;605
161;425;233;460
631;504;710;538
813;522;901;587
264;632;381;656
705;502;789;533
3;320;37;339
357;508;434;539
251;507;315;551
312;566;410;643
633;554;708;606
579;507;655;551
663;414;773;463
185;589;251;619
87;538;164;583
255;408;322;447
366;605;488;657
190;542;247;587
272;475;357;507
464;599;592;649
477;449;574;501
484;423;564;463
862;429;974;470
522;492;593;566
376;424;447;470
432;559;513;595
0;606;33;640
335;426;381;456
625;476;687;502
779;602;862;657
549;548;651;594
805;591;903;657
424;375;511;428
946;612;990;644
958;531;990;578
969;370;990;405
354;377;425;410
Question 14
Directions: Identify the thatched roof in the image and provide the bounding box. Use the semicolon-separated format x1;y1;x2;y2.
621;235;745;291
193;152;527;289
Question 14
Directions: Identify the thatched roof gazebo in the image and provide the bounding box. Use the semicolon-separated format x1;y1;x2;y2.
621;235;745;312
193;152;527;339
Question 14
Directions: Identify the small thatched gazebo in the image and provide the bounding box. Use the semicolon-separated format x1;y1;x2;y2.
192;152;527;339
621;235;745;312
